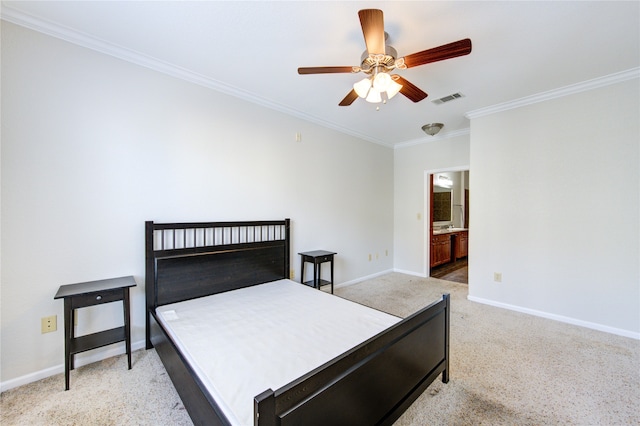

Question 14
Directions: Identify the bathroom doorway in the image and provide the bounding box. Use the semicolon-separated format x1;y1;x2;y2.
426;168;469;284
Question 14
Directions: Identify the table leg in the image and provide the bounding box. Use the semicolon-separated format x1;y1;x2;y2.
63;298;72;391
314;262;319;289
330;257;334;294
123;288;132;370
301;257;306;285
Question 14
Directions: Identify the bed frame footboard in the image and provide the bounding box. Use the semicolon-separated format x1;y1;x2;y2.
255;294;450;426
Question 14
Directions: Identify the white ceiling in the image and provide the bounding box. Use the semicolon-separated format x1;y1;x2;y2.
2;1;639;147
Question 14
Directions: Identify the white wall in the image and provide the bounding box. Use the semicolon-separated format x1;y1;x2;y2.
393;136;470;276
468;78;640;336
1;22;394;386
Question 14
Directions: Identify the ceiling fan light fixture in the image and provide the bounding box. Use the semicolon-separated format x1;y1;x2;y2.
422;123;444;136
353;77;372;98
354;72;402;104
366;88;382;103
386;79;403;99
373;71;392;91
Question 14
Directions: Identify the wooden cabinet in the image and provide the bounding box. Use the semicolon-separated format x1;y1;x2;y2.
431;234;452;267
431;230;468;268
455;231;468;259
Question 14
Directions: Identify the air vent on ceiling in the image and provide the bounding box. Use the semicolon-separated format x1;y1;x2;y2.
432;92;465;105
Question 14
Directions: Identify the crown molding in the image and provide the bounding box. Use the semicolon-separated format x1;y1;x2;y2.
394;128;471;150
1;5;393;148
465;67;640;120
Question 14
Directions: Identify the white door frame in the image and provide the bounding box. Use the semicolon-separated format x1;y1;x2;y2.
423;165;469;277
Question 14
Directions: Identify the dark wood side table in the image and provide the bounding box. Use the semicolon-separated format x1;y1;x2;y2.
54;276;136;390
299;250;337;294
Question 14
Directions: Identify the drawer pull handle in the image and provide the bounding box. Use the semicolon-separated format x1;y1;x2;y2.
96;295;102;301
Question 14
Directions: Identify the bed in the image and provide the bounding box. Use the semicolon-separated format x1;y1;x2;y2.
145;219;450;426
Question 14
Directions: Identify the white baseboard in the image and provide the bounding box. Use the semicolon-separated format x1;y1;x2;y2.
1;339;147;392
467;295;640;340
392;268;426;278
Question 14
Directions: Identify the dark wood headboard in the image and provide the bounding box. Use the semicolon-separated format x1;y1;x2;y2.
145;219;290;348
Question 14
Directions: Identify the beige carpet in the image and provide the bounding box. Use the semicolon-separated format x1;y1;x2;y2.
2;273;639;425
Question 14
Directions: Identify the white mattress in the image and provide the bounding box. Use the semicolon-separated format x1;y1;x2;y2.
156;279;400;426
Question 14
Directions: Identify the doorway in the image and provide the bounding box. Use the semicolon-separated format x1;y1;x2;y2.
426;168;469;284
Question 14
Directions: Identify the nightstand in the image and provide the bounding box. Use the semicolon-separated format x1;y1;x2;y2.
54;276;136;390
298;250;336;294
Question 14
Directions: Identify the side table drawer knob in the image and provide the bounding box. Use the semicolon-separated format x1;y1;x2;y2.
96;295;102;300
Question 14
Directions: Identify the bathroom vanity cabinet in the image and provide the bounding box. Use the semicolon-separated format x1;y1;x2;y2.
431;234;453;267
454;231;468;259
431;230;468;268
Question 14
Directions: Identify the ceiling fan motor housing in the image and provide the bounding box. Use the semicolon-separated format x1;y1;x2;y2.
360;45;399;74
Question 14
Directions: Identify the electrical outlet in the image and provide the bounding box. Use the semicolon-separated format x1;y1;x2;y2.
41;315;57;333
368;254;372;261
494;272;502;283
289;269;295;279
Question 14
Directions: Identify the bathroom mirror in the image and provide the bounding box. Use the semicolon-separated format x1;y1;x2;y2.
433;187;453;223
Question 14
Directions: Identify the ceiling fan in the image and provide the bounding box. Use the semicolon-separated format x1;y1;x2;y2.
298;9;472;106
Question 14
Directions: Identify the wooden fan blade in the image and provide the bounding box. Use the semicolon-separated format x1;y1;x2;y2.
392;75;428;102
298;66;355;75
402;38;472;68
358;9;385;55
339;89;359;106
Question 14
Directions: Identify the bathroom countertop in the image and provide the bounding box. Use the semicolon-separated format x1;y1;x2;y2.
432;228;468;235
